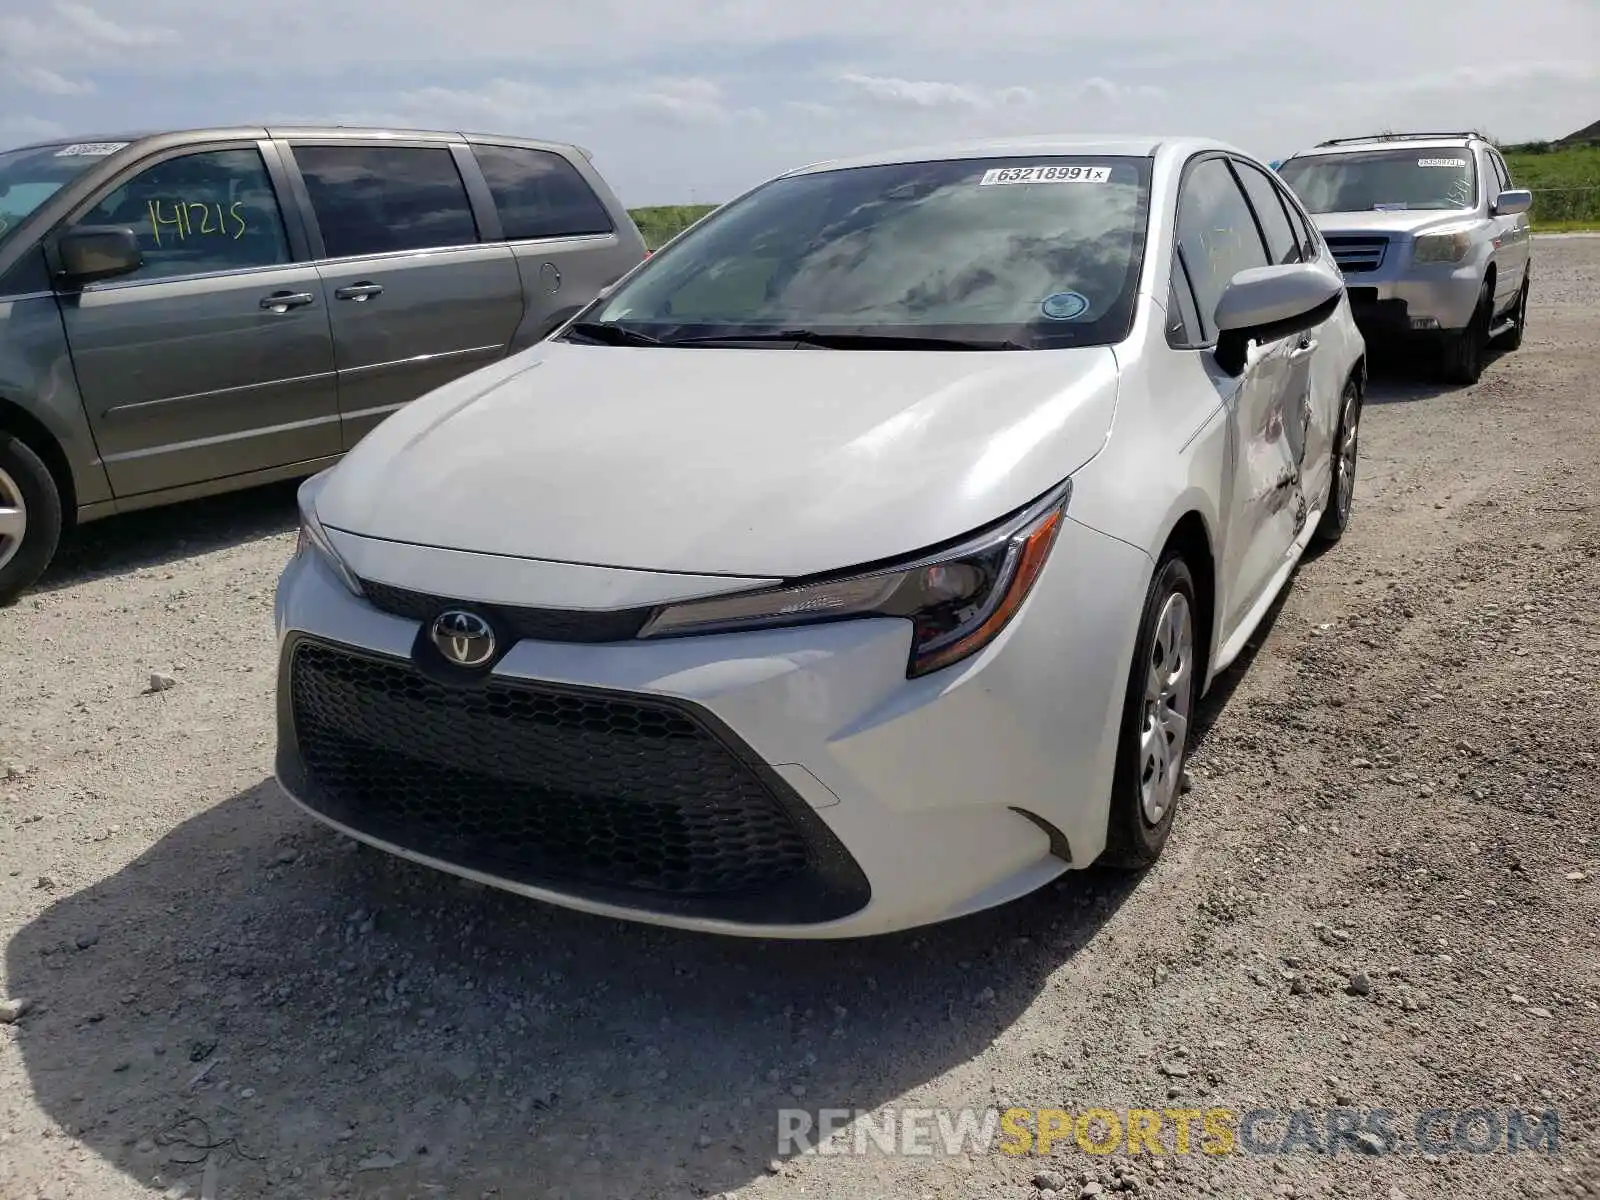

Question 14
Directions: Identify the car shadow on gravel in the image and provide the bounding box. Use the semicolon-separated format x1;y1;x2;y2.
1362;338;1516;404
7;779;1140;1199
33;481;300;596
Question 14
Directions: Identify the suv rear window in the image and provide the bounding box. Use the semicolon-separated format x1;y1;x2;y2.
473;145;614;240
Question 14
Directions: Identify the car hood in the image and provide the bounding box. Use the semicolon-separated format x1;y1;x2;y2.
1311;209;1477;237
315;339;1120;579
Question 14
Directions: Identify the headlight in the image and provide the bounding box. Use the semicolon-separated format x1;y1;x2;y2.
637;481;1070;677
1412;230;1473;264
295;477;363;597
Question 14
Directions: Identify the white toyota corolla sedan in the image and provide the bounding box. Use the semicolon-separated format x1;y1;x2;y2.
274;135;1365;938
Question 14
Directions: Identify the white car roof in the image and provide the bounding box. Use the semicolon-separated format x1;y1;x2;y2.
783;135;1246;176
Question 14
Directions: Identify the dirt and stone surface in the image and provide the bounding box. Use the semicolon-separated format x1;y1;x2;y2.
3;237;1598;1200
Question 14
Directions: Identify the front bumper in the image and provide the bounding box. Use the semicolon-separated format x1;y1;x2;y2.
271;518;1152;938
1326;235;1485;333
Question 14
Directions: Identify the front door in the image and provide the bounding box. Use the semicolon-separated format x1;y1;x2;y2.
56;143;339;498
283;141;524;448
1174;155;1304;634
1487;149;1531;314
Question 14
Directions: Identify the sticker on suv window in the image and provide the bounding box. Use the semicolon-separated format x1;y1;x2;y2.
1040;291;1091;320
53;142;129;157
1417;158;1467;167
980;165;1111;186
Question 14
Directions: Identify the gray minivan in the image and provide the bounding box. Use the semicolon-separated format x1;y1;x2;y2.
0;126;648;603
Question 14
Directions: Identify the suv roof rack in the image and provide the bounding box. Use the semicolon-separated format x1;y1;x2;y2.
1314;131;1485;147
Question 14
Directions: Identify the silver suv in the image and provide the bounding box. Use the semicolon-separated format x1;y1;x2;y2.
1276;131;1532;385
0;126;647;604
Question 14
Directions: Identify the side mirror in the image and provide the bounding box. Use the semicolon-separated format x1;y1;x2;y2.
1213;263;1343;376
56;226;142;286
1491;188;1533;217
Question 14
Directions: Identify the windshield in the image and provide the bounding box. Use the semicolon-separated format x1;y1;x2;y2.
574;155;1153;350
1277;148;1478;214
0;141;128;250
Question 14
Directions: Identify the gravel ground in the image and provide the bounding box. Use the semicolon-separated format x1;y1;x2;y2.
3;238;1598;1200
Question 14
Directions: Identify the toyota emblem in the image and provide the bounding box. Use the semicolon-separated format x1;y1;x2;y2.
430;609;496;667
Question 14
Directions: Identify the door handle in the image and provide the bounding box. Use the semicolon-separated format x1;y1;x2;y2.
260;291;315;313
334;282;384;302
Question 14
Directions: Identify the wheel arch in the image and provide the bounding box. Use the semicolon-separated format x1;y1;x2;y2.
1155;509;1217;694
0;396;77;530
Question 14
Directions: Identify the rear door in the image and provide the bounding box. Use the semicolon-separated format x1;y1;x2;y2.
280;139;524;448
469;141;648;349
54;141;340;497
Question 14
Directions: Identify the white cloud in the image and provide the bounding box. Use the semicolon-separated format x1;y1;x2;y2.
12;65;94;97
838;74;1035;112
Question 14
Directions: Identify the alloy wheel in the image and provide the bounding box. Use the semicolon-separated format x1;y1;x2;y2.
0;465;27;573
1139;590;1194;825
1336;388;1360;521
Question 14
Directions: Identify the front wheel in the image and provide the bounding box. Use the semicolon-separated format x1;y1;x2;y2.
1314;377;1362;544
1100;554;1199;870
1500;276;1530;352
1439;283;1491;385
0;434;62;607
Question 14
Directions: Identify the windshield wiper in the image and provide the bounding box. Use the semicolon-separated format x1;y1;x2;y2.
564;321;664;347
664;329;1029;351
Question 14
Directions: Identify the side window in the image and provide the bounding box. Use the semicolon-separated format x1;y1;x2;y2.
1279;183;1320;261
1165;253;1204;348
1233;160;1301;265
293;145;479;258
1174;157;1270;341
473;145;615;240
77;148;290;282
1491;152;1512;192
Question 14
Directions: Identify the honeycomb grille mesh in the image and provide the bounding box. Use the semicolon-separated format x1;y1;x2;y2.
286;640;847;910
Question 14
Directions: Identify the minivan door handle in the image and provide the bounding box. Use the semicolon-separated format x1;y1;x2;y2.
260;290;315;313
334;282;383;302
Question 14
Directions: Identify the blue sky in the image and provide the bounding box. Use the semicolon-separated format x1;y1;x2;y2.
3;1;1597;204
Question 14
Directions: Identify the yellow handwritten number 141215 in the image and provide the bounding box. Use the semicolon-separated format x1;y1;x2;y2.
146;199;249;245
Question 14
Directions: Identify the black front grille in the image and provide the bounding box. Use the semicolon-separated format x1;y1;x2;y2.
279;637;870;924
1324;235;1389;274
360;579;651;643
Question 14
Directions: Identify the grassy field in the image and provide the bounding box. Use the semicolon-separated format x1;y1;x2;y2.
625;141;1600;242
627;204;718;250
1503;142;1600;229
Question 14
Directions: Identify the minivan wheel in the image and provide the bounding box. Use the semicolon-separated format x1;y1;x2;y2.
0;434;62;606
1101;553;1198;870
1440;283;1491;385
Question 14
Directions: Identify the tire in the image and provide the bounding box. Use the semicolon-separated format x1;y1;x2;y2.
0;433;62;607
1439;283;1491;385
1314;376;1362;544
1100;553;1199;870
1500;275;1530;352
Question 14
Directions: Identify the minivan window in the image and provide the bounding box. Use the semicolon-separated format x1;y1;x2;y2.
0;142;128;252
1278;148;1478;213
473;144;614;240
293;145;480;258
578;155;1153;350
76;147;291;281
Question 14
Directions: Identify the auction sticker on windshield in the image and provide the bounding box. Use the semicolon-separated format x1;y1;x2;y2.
53;143;129;157
980;165;1111;186
1417;158;1467;168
